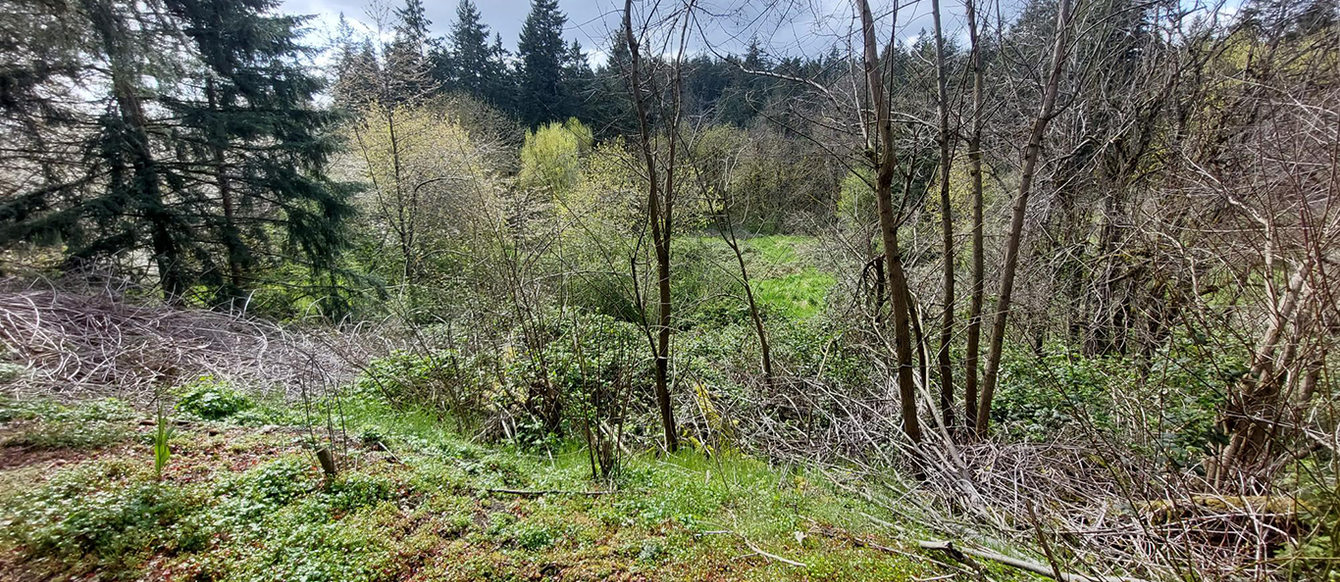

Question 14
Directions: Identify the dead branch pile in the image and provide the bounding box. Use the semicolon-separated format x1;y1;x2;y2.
708;372;1311;581
0;284;391;402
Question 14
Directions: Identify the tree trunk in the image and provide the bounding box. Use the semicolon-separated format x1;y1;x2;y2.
931;0;956;428
962;0;986;432
975;0;1072;438
724;226;776;390
206;77;245;303
624;0;678;452
1211;264;1309;487
859;0;922;444
87;0;185;302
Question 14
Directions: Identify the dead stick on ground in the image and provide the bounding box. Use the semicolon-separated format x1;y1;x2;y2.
741;537;807;568
919;540;1147;582
696;528;807;568
485;488;609;497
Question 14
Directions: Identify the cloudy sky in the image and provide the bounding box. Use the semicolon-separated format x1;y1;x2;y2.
279;0;1243;66
279;0;960;64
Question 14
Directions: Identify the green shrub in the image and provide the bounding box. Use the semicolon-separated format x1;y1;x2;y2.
0;362;23;384
327;473;395;512
177;376;253;420
992;347;1128;440
353;349;484;417
219;457;317;516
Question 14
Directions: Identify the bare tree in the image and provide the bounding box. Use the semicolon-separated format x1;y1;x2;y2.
623;0;696;452
858;0;922;444
975;0;1074;437
961;0;987;433
930;0;958;429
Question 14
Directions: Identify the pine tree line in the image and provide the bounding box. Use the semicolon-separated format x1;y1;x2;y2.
330;0;851;133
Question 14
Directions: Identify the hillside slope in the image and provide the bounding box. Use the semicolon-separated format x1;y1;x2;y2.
0;397;1026;582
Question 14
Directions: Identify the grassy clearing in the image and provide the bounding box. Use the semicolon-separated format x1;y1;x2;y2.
0;396;957;582
680;234;835;321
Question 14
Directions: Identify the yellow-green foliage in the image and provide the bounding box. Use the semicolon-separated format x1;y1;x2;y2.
340;101;504;299
836;167;876;226
519;117;593;199
567;137;639;227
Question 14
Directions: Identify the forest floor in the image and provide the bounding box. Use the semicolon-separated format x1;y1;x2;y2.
0;396;1032;582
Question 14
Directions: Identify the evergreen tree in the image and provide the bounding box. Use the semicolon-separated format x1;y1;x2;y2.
560;39;594;122
385;0;438;103
516;0;568;126
486;32;514;111
332;15;382;108
0;0;354;307
718;37;771;126
440;0;509;106
163;0;356;306
588;32;636;135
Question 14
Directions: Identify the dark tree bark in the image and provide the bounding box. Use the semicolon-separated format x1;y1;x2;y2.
623;0;681;452
86;0;185;303
859;0;922;445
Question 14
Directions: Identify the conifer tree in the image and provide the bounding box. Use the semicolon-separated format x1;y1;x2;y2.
164;0;355;307
441;0;509;106
0;0;353;307
486;32;514;111
385;0;437;103
516;0;568;126
560;39;595;122
332;14;382;108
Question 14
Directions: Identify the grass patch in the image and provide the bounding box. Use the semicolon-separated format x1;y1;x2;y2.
0;397;136;451
755;268;835;320
676;235;835;321
743;235;812;267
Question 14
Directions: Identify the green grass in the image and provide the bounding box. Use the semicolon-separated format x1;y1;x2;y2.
677;234;836;321
754;268;835;320
0;396;942;581
0;397;136;451
742;235;811;267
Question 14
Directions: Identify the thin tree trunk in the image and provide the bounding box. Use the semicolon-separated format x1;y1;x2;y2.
206;77;244;302
963;0;986;430
975;0;1072;438
624;0;678;452
859;0;922;444
719;210;776;390
1211;264;1310;486
931;0;956;428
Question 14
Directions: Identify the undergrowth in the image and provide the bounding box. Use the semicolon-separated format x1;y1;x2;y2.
0;395;946;582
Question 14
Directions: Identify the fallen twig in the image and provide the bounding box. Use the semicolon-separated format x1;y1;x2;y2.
919;540;1147;582
484;488;610;497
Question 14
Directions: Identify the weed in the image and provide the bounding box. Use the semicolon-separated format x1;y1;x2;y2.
176;376;253;420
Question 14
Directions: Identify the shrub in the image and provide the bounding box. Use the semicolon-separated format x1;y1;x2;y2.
354;350;446;405
177;376;253;420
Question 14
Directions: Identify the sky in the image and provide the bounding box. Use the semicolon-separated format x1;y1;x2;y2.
279;0;957;66
279;0;1244;67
